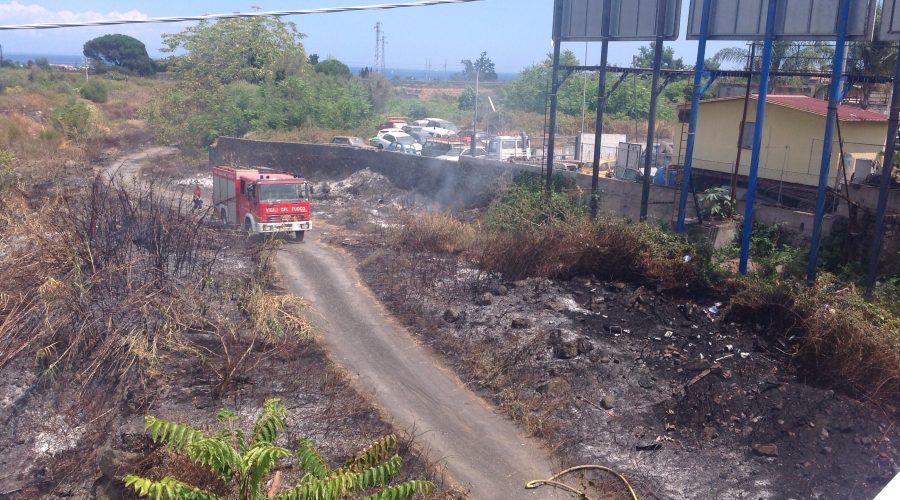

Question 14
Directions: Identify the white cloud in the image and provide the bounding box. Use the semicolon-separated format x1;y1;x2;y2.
0;1;148;25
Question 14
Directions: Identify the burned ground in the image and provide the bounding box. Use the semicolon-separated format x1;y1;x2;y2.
309;168;899;499
0;157;451;499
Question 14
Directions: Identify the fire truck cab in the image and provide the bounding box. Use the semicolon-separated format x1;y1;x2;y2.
212;165;311;241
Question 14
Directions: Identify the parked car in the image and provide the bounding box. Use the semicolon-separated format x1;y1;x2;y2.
456;129;488;146
438;146;488;161
330;136;371;148
371;131;422;154
385;141;418;155
402;125;429;143
415;118;458;139
421;139;467;158
375;116;409;132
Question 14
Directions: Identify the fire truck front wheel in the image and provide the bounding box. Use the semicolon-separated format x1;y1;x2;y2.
294;230;305;242
243;218;252;235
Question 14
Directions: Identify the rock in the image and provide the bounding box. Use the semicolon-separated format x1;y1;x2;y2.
549;330;579;359
635;442;662;451
576;337;594;355
541;377;572;397
442;307;465;323
544;298;567;312
491;285;509;296
600;396;615;410
511;317;531;329
821;446;833;455
475;293;493;306
511;280;528;288
751;443;779;457
638;377;654;389
609;282;627;291
820;429;830;440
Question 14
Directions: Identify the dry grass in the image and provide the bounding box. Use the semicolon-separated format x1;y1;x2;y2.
246;126;369;144
470;217;697;288
728;279;900;403
390;213;475;255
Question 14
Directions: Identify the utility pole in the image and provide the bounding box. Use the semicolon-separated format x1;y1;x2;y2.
471;67;479;156
0;44;4;68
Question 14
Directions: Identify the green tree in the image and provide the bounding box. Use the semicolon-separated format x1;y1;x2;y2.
307;53;320;65
459;51;497;81
124;398;432;500
632;42;685;70
848;8;898;108
501;50;589;115
315;58;351;78
162;15;306;85
83;34;155;76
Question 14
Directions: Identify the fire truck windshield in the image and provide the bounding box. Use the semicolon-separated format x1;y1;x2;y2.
258;182;308;202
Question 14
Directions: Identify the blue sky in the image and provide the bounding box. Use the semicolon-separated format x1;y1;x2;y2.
0;1;742;72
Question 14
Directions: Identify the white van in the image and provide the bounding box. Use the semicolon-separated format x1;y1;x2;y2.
487;135;531;161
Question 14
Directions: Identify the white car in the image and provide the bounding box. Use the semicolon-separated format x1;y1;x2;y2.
371;131;422;154
415;118;458;140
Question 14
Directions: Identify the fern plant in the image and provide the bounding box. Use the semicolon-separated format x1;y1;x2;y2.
123;398;432;500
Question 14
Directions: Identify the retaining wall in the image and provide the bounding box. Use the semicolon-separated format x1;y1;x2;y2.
209;137;678;222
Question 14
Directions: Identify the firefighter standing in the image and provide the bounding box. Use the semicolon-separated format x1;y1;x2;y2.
191;183;203;212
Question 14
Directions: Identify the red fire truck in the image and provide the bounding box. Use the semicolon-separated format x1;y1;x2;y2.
212;165;311;241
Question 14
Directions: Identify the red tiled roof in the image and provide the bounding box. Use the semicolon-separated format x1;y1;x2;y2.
685;94;888;122
762;95;887;122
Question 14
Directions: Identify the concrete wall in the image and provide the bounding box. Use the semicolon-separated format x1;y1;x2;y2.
674;99;887;188
209;137;900;255
210;137;680;222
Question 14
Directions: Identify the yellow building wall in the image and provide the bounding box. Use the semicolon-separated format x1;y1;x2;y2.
674;99;887;187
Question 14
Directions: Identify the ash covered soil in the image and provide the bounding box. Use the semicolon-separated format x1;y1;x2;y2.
0;159;444;499
309;168;899;499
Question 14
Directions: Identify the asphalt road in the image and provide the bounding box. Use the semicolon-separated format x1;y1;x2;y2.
278;230;562;499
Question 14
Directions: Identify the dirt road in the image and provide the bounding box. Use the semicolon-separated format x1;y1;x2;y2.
278;231;562;499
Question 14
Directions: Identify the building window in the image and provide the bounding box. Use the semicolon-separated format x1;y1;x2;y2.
741;122;755;149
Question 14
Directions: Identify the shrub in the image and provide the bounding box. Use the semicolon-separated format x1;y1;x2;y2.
79;78;108;103
125;398;432;499
0;149;17;191
471;217;698;289
50;96;96;140
728;279;900;401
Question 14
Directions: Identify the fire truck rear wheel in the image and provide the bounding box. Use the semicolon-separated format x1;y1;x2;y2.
294;230;305;242
219;208;227;224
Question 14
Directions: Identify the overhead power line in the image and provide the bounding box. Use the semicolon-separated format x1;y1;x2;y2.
0;0;483;30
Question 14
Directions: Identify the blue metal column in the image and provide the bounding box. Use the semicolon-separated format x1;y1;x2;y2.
806;0;852;285
738;0;779;275
864;48;900;298
676;0;712;233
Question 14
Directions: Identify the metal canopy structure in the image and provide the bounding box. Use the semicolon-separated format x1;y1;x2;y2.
676;0;880;284
881;0;900;40
687;0;876;40
548;0;683;219
560;0;681;41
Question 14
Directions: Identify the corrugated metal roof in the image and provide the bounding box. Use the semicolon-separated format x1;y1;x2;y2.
684;94;888;122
